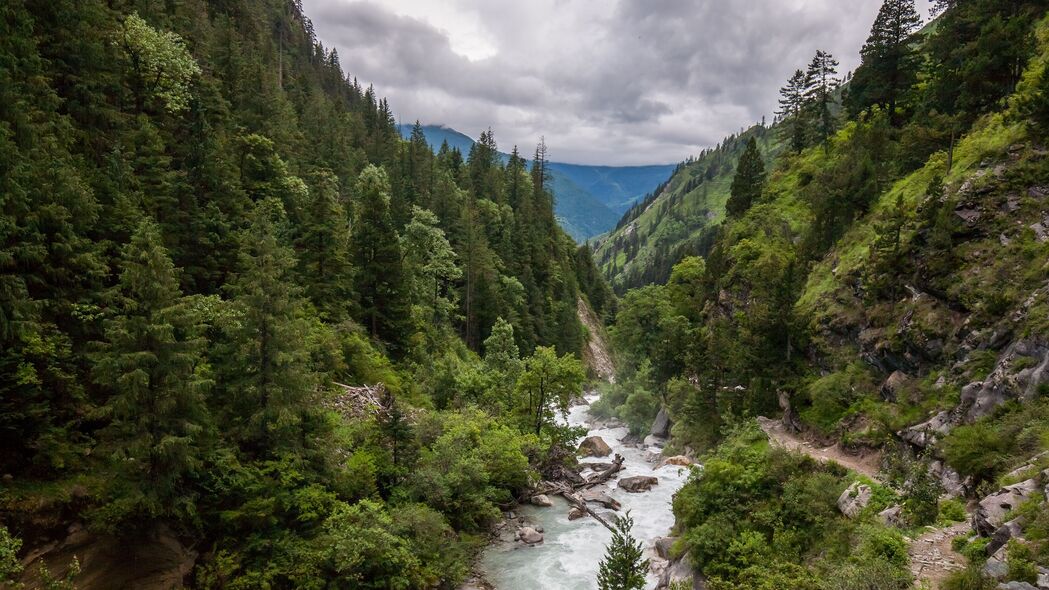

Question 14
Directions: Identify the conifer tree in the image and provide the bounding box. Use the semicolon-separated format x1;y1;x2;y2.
401;205;462;331
92;219;211;520
350;165;411;353
803;50;840;146
846;0;922;123
726;137;766;217
224;199;321;456
778;70;809;153
296;169;352;321
597;513;649;590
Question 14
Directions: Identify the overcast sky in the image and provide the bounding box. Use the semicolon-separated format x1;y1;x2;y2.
302;0;933;166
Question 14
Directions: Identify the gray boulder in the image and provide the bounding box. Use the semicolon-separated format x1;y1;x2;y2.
998;582;1038;590
654;536;677;560
986;518;1025;556
961;340;1049;420
899;410;957;449
837;482;873;519
878;505;904;527
657;553;704;589
581;490;622;510
974;477;1041;536
530;494;553;507
983;545;1009;580
651;407;671;438
517;526;543;544
881;370;911;402
619;475;659;493
567;506;586;520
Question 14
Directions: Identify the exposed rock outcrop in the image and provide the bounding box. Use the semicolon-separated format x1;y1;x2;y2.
837;482;873;519
973;476;1042;536
961;339;1049;420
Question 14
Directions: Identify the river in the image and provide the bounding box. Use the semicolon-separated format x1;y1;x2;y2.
479;395;692;590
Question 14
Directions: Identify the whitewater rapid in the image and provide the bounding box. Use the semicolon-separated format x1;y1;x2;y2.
480;395;692;590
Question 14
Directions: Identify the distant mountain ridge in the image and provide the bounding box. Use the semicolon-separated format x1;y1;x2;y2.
397;124;676;241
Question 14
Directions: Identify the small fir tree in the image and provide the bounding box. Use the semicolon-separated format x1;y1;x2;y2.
726;137;766;217
597;512;650;590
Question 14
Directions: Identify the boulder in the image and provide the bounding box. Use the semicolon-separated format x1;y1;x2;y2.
568;506;587;520
880;370;911;402
983;545;1009;580
578;435;613;457
660;455;693;468
986;518;1025;556
581;490;622;510
654;537;677;560
974;477;1041;536
651;407;671;438
656;553;703;589
582;461;614;473
530;494;553;507
930;460;969;498
837;482;873;519
998;582;1038;590
644;434;666;447
878;505;904;527
619;476;659;493
899;410;957;449
517;526;543;545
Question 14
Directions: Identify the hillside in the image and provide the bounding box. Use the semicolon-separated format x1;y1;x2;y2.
597;1;1049;588
594;124;786;291
0;1;614;588
397;124;675;241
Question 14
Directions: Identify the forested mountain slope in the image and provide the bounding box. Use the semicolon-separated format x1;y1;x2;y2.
594;124;785;292
0;0;612;587
597;1;1049;588
397;124;676;241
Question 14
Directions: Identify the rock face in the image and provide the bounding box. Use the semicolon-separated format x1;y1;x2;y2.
530;494;553;507
837;482;873;519
654;537;677;560
651;407;671;438
18;524;196;590
517;526;544;544
961;339;1049;420
619;475;659;493
656;552;704;589
899;410;957;449
880;370;911;402
973;476;1042;536
578;435;613;457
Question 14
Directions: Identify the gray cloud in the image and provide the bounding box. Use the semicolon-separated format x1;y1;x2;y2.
304;0;932;165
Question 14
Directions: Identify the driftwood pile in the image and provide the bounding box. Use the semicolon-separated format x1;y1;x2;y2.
531;454;626;533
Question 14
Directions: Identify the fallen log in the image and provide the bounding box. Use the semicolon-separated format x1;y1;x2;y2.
558;485;618;534
577;454;625;489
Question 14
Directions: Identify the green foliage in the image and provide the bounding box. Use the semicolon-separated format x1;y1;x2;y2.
119;13;200;112
942;567;998;590
727;138;766;217
0;525;22;586
516;346;586;437
597;512;650;590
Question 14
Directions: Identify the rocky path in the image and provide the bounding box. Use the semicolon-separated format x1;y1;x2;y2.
757;416;971;589
756;416;882;480
908;521;970;588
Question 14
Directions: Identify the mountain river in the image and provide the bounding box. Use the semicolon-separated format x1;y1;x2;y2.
479;394;693;589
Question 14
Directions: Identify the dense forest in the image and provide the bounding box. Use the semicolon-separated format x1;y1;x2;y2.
595;0;1049;588
0;0;614;587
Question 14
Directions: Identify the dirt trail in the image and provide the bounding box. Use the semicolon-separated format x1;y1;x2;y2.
908;521;970;588
757;417;971;588
756;416;882;480
577;297;614;383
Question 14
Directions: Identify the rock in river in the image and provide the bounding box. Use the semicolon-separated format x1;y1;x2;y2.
517;526;543;544
530;494;553;507
581;490;622;510
578;435;612;457
619;475;659;493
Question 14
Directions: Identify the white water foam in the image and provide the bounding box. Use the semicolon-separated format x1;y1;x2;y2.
480;398;693;589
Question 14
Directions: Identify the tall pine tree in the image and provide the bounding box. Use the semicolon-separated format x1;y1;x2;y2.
92;219;211;522
597;513;649;590
846;0;922;123
726;137;766;217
